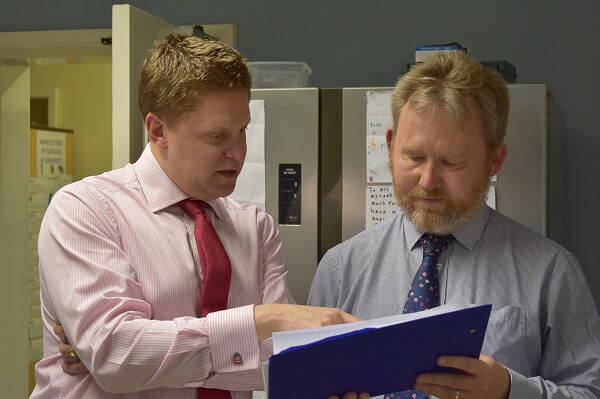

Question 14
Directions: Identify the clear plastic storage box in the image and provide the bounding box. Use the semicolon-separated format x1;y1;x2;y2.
248;61;312;88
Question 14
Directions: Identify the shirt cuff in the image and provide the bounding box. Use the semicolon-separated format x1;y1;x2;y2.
507;367;542;399
207;304;260;373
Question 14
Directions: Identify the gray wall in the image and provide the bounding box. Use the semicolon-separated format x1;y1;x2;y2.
2;0;599;306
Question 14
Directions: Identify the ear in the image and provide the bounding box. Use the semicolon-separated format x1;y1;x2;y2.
145;112;168;148
489;143;507;176
386;128;395;157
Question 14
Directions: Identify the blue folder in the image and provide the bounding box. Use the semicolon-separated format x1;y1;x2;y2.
268;304;492;399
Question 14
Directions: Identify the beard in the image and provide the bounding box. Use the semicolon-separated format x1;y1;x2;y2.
392;168;490;235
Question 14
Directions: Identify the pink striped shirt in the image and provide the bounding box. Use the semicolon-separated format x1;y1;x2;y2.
31;145;294;398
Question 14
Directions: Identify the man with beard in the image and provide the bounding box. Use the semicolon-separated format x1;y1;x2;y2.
308;52;600;399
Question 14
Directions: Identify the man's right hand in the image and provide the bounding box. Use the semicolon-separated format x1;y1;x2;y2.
254;304;360;341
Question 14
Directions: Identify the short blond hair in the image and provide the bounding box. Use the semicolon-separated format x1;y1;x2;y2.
391;52;509;148
138;34;251;124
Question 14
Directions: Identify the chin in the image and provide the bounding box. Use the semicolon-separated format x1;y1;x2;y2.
216;186;237;199
411;213;452;234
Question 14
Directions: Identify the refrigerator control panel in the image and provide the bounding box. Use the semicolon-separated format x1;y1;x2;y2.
278;163;301;225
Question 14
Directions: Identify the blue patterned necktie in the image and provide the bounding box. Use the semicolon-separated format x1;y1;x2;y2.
391;234;454;399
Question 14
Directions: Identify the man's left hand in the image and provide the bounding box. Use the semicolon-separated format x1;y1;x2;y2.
414;354;510;399
54;318;89;375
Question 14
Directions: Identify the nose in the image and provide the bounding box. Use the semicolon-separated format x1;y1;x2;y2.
224;131;247;163
418;162;440;191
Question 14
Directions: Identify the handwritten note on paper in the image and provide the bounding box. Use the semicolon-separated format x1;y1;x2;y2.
366;91;393;136
367;136;392;183
366;185;400;229
366;91;393;183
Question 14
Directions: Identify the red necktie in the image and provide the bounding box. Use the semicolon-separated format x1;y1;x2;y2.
179;199;232;399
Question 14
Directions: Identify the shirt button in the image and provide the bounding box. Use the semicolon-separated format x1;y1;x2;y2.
232;352;243;365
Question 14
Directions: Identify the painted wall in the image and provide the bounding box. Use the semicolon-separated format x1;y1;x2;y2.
2;1;598;304
0;61;31;399
30;60;112;181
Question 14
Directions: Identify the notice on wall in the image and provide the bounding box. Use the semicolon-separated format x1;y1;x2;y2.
36;130;66;177
231;99;266;209
366;91;393;183
366;91;393;136
366;135;392;183
486;186;496;209
365;185;400;229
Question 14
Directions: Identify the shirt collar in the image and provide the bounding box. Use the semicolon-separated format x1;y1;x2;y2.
402;205;490;251
202;199;226;221
452;206;490;250
134;144;227;220
134;144;188;213
403;215;425;250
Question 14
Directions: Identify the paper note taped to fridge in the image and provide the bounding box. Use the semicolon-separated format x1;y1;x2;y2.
264;303;492;399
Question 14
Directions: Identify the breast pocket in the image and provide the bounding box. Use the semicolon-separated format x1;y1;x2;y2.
481;305;529;374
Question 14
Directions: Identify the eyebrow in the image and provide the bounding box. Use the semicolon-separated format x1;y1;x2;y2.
400;146;467;160
399;146;423;154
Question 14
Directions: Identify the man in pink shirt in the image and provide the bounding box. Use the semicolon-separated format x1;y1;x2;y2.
30;34;357;398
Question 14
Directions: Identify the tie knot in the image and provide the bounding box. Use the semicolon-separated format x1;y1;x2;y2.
421;234;454;256
178;199;206;217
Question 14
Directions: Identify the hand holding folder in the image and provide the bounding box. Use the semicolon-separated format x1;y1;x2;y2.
263;303;492;399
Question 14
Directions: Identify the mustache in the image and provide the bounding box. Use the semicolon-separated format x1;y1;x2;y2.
408;188;445;199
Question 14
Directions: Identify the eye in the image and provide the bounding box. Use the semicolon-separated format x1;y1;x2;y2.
407;155;424;162
443;158;465;167
206;132;226;143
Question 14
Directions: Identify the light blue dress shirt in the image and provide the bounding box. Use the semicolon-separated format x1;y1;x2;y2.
308;206;600;398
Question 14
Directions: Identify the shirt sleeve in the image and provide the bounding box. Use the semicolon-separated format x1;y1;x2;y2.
198;338;273;392
38;185;261;393
307;248;342;307
507;250;600;398
200;207;294;391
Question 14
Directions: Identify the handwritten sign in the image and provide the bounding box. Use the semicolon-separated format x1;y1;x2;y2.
366;136;392;183
366;91;393;184
366;91;393;136
366;185;400;229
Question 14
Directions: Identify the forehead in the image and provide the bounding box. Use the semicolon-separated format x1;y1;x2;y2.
172;89;250;125
395;101;487;150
